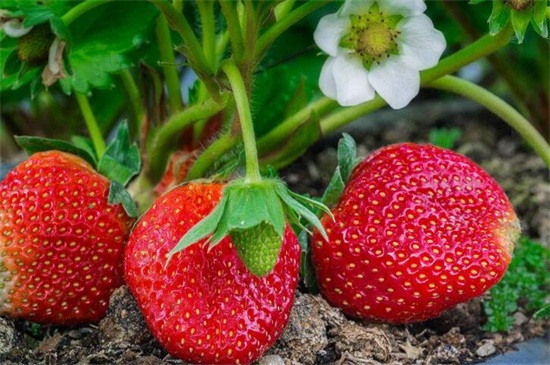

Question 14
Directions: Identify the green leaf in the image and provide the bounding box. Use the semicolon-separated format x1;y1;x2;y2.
337;133;358;183
429;127;462;150
108;180;138;218
533;304;550;319
14;135;97;166
59;1;158;93
71;136;98;166
298;229;319;293
531;0;548;38
97;122;141;186
488;1;510;35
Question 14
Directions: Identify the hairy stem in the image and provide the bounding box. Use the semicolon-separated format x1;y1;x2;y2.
429;76;550;167
75;92;106;158
119;69;146;140
186;132;239;181
156;15;184;114
220;0;245;63
148;94;229;180
222;60;261;183
197;0;217;71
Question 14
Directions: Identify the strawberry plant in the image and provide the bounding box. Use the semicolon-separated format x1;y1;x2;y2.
1;0;549;364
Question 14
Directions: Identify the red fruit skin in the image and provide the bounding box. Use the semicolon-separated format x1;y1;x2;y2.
0;151;134;325
312;143;519;324
124;183;300;365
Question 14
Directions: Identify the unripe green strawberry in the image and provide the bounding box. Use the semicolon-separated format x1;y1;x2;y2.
312;143;519;324
0;151;134;325
17;23;54;65
231;222;282;277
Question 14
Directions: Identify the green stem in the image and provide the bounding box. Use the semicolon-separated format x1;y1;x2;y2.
320;96;386;134
61;0;113;25
148;94;229;180
185;132;239;181
255;0;329;60
546;7;550;19
221;60;261;183
155;15;184;114
119;69;145;139
75;92;106;158
197;0;217;71
150;0;222;100
429;76;550;167
257;97;338;154
220;0;245;63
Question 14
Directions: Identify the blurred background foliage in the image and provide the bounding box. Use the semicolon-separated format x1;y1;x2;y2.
1;0;548;161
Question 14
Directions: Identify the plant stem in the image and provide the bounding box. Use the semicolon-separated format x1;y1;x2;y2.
148;94;229;180
429;76;550;167
150;0;221;100
320;96;387;134
62;0;113;25
75;92;106;158
119;69;145;140
155;15;184;114
546;7;550;19
220;0;245;63
221;60;261;183
257;97;338;154
255;0;329;60
197;0;217;71
186;132;239;181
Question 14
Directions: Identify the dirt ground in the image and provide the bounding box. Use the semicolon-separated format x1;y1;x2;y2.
0;100;548;364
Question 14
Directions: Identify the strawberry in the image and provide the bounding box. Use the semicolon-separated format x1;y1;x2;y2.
0;151;134;325
16;23;55;65
153;149;196;197
312;143;520;324
124;183;300;365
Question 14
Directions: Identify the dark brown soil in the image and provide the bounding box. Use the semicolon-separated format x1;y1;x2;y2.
1;100;548;364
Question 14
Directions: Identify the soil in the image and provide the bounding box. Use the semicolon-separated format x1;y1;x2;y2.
0;100;549;365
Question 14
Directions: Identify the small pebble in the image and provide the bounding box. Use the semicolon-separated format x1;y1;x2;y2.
259;354;285;365
476;341;496;357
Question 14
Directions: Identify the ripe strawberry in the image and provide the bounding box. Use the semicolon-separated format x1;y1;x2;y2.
124;183;300;365
312;143;519;324
0;151;134;325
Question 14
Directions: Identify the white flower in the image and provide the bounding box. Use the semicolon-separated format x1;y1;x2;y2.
314;0;446;109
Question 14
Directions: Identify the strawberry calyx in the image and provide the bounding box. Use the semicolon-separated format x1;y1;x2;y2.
167;178;332;276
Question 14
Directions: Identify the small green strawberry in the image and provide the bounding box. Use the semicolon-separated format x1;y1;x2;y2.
16;23;54;65
231;222;282;276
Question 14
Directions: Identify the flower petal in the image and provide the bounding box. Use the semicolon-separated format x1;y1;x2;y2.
314;13;349;57
3;19;33;38
319;57;338;100
368;57;420;109
378;0;426;17
398;14;446;70
340;0;375;16
331;55;375;106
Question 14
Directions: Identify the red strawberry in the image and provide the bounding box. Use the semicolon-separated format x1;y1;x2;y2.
153;149;197;197
124;183;300;365
0;151;134;325
312;143;519;324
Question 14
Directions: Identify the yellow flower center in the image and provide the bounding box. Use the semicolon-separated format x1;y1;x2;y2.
340;3;402;70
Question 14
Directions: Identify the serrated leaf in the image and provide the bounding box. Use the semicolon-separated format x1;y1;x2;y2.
97;122;141;186
14;135;97;166
59;1;158;93
108;180;138;218
337;133;358;183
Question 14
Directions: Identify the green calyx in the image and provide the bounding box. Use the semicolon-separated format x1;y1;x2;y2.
485;0;548;43
17;23;55;65
340;3;402;69
167;178;332;276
